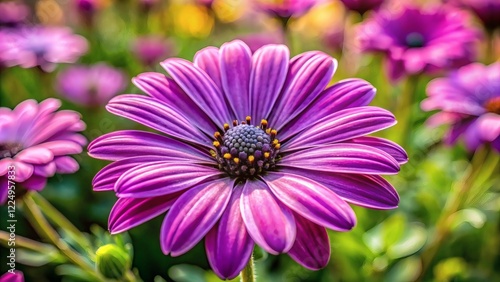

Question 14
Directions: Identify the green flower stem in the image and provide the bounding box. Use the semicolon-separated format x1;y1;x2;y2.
392;75;419;148
21;192;104;281
416;147;499;281
240;254;256;282
0;230;59;255
30;191;91;250
486;30;496;64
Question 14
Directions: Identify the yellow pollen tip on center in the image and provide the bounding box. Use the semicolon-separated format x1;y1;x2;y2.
223;153;231;159
213;141;220;147
233;157;240;164
248;155;255;163
273;139;279;145
264;152;270;158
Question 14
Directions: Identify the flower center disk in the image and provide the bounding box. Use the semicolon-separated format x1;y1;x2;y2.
485;96;500;115
0;142;22;159
212;117;280;178
405;32;425;48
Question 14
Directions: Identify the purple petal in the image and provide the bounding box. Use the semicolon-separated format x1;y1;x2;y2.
115;162;223;197
265;172;356;231
280;144;400;175
106;95;210;148
132;72;218;135
219;40;252;120
22;175;47;191
88;130;211;162
347;137;408;164
54;156;79;173
269;51;337;130
287;213;330;270
206;186;254;280
93;156;168;191
11;161;33;182
15;147;53;164
194;46;222;88
109;192;181;234
280;79;376;140
161;58;232;126
161;178;233;256
250;44;289;120
283;106;396;151
283;167;399;209
37;140;83;156
240;179;296;254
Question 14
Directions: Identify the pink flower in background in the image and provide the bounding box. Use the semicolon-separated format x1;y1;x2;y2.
0;1;29;28
358;5;480;82
57;63;127;107
422;62;500;152
339;0;385;15
237;32;285;53
0;26;88;72
132;36;174;67
447;0;500;31
254;0;320;18
0;99;87;204
0;271;23;282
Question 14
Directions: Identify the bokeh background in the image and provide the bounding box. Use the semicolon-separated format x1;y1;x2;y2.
1;0;499;281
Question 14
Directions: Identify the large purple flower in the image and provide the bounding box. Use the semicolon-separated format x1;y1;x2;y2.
447;0;500;31
422;62;500;152
0;99;86;204
0;26;88;72
254;0;320;18
88;40;406;279
358;5;480;82
57;63;127;107
340;0;385;15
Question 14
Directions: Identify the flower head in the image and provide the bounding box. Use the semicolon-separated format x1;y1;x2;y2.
57;63;126;107
358;5;480;82
0;26;88;72
131;36;174;67
340;0;385;15
0;271;23;282
254;0;320;18
447;0;500;31
89;40;406;279
0;1;29;28
422;62;500;152
0;99;86;204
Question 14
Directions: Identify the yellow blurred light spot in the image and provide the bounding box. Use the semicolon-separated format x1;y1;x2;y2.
213;0;245;23
36;0;63;25
290;2;344;37
173;4;214;38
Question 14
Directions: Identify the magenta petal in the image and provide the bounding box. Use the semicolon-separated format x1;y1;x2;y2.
280;79;376;140
281;144;400;175
115;162;223;197
347;137;408;164
11;161;33;182
194;46;222;88
88;130;211;162
22;175;48;191
109;192;181;234
283;106;396;151
250;44;289;120
93;156;168;191
270;51;337;129
161;178;233;256
219;40;252;120
206;186;254;280
283;167;399;209
15;146;53;164
132;72;218;135
54;156;79;173
161;58;232;126
240;179;296;255
265;172;356;231
287;213;330;270
106;95;210;148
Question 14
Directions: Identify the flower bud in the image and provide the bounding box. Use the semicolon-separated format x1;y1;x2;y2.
95;244;131;279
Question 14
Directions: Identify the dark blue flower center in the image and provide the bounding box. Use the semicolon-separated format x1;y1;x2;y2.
212;117;280;178
405;32;425;48
0;143;22;159
485;97;500;114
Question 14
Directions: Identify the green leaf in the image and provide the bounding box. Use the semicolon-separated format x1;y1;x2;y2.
17;248;64;266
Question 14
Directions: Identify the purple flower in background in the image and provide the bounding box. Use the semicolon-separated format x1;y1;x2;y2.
57;63;127;107
340;0;385;15
237;32;285;53
447;0;500;31
0;99;86;204
0;271;23;282
132;36;174;67
254;0;320;18
0;1;29;28
88;40;406;279
0;26;88;72
422;62;500;152
358;5;480;82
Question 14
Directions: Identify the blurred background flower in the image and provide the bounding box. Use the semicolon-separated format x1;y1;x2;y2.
446;0;500;32
339;0;386;15
0;1;29;28
131;36;174;67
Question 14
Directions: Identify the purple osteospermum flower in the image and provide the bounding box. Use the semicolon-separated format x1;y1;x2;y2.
0;99;86;204
339;0;385;15
358;5;480;82
88;40;407;279
0;26;88;72
131;36;174;67
0;271;24;282
422;62;500;152
254;0;320;18
447;0;500;31
0;1;29;28
57;63;126;107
